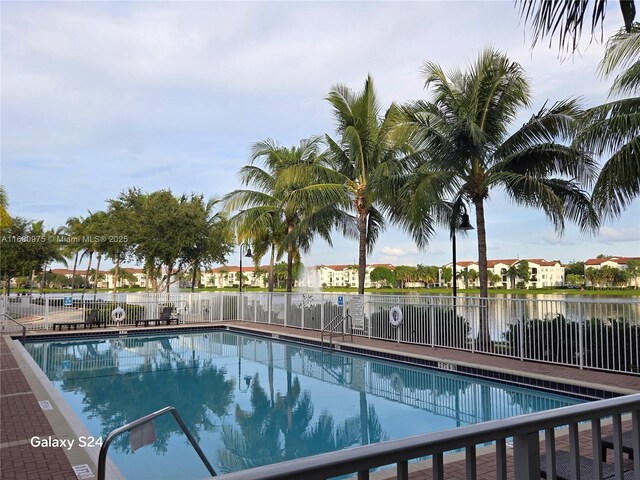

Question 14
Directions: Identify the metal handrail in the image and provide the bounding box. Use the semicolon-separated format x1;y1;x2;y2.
321;313;353;349
214;393;640;480
1;313;26;340
97;406;216;480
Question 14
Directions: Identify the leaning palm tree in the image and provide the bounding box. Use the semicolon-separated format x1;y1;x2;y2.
405;48;599;347
225;137;345;292
577;23;640;219
325;75;423;294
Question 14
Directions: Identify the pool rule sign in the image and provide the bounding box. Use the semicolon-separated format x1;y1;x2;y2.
349;295;365;329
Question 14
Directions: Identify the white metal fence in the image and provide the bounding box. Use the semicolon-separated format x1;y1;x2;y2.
2;292;639;374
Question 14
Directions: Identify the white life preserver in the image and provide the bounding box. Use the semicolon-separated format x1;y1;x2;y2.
389;306;403;327
390;372;405;393
111;307;126;324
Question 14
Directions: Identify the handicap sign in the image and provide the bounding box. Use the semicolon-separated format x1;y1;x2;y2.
61;360;71;370
63;296;73;306
337;295;344;306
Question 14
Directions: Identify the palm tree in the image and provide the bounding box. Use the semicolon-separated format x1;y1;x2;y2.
506;265;519;290
0;185;10;228
325;75;420;294
578;23;640;218
61;216;84;292
405;49;598;347
516;0;637;53
225;137;344;292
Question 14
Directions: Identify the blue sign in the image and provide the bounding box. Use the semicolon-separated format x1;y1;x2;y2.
63;296;73;306
337;296;344;306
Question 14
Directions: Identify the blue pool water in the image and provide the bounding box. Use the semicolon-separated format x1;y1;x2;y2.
25;331;583;479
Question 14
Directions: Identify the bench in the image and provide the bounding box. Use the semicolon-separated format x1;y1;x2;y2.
135;307;179;327
53;309;104;331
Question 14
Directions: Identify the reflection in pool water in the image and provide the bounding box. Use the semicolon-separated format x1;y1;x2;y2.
25;331;583;479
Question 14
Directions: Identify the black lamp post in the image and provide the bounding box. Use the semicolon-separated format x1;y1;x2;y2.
238;243;252;292
452;204;474;300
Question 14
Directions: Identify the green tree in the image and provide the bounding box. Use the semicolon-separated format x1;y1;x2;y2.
1;217;36;293
226;137;343;292
60;216;85;292
325;76;419;294
441;266;453;287
578;23;640;218
507;265;519;290
516;0;637;53
625;259;640;288
516;260;531;285
565;261;585;276
405;48;597;347
488;271;502;287
369;266;395;288
566;273;585;287
0;185;10;228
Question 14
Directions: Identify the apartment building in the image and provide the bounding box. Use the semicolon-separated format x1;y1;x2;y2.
440;258;564;289
584;256;640;287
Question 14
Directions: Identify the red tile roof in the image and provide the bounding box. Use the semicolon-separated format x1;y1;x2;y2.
584;256;640;266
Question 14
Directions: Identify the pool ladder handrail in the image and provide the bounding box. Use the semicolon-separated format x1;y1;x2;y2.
97;405;216;480
0;313;26;340
321;313;353;350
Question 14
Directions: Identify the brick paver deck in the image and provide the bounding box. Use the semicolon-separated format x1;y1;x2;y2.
1;322;638;480
0;335;77;480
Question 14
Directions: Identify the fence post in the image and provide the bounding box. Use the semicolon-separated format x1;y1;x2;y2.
301;296;305;330
284;293;288;327
320;297;324;331
268;293;272;324
44;295;50;329
513;432;541;480
518;300;524;362
578;302;584;370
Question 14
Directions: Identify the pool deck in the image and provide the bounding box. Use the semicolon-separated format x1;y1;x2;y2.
1;321;639;479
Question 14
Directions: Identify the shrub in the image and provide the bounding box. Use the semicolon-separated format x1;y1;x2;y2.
504;315;639;373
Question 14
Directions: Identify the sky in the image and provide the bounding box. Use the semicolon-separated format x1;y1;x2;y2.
1;1;639;270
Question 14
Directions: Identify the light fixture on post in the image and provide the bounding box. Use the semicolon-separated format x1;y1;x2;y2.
238;242;252;292
452;203;474;301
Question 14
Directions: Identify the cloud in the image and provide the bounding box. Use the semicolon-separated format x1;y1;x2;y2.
597;227;640;243
381;246;408;257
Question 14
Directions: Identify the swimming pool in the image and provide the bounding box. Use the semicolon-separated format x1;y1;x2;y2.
24;330;584;479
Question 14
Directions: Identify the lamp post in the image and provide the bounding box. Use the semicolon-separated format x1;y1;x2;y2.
238;243;252;292
451;203;474;300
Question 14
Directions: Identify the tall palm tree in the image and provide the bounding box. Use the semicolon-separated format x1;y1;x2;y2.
578;23;640;218
61;216;84;292
225;137;344;292
325;75;421;294
405;49;598;346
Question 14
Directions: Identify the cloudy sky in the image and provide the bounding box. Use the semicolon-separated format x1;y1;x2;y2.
2;1;639;269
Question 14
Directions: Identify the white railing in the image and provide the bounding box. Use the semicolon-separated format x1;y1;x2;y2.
3;292;639;374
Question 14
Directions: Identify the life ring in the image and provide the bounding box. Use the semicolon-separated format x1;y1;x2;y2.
390;372;405;393
389;307;403;327
111;307;126;324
